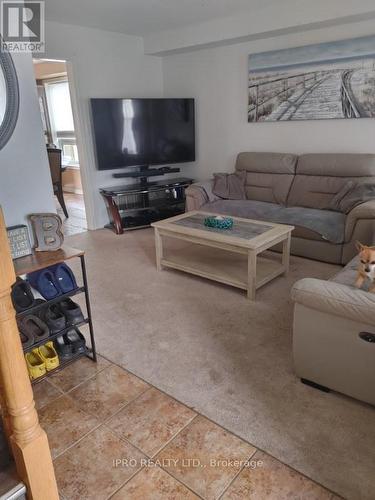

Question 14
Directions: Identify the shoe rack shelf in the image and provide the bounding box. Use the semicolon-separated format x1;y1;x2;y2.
13;245;97;384
28;348;90;385
23;318;90;353
16;287;85;319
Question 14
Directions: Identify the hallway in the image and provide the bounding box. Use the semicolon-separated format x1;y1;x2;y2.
56;193;87;236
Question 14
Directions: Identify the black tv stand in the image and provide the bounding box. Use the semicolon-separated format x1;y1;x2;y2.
112;165;181;184
100;177;193;234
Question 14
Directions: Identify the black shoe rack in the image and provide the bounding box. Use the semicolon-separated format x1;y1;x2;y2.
13;246;97;384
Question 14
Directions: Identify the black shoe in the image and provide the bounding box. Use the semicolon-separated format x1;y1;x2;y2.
40;304;66;334
59;299;84;325
54;335;73;360
11;278;35;312
65;328;86;354
34;298;47;308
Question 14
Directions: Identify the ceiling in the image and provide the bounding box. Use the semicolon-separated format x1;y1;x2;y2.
44;0;272;36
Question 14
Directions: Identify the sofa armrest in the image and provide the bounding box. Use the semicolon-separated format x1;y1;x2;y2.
185;181;219;211
345;199;375;242
291;277;375;325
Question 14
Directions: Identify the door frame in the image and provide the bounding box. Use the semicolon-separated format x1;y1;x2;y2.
65;60;95;230
33;57;96;230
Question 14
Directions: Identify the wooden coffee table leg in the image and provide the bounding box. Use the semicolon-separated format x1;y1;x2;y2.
282;233;291;275
154;228;163;271
247;250;257;300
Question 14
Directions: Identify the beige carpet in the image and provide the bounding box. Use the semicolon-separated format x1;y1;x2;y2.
68;228;375;500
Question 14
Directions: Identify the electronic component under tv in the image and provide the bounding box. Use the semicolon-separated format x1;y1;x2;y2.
91;98;195;170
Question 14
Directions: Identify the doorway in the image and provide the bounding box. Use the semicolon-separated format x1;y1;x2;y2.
33;58;87;236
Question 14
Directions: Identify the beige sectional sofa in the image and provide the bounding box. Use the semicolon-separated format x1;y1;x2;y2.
186;152;375;264
291;255;375;405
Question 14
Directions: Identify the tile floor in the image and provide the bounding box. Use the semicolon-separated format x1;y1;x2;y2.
56;192;87;236
33;356;340;500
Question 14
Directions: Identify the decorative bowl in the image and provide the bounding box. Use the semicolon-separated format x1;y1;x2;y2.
204;215;233;230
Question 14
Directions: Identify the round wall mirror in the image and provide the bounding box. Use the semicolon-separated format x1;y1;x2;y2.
0;42;20;150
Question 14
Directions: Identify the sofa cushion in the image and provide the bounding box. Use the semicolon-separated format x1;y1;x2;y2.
331;255;362;287
287;153;375;210
338;183;375;213
235;152;297;205
212;171;246;200
202;199;346;244
296;153;375;177
328;181;355;211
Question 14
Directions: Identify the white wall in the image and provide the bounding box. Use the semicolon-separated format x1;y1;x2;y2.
4;17;374;232
0;53;55;228
145;0;375;55
42;21;163;229
162;20;375;181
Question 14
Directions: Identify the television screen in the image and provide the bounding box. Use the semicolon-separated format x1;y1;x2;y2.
90;98;195;170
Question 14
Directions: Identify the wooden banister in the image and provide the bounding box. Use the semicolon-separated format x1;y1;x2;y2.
0;207;59;500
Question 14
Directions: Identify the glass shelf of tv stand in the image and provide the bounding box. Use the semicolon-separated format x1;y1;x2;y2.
117;198;185;213
101;177;193;196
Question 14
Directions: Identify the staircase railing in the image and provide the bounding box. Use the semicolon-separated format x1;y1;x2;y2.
0;206;59;500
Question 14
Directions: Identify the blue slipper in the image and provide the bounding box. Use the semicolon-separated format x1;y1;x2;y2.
27;268;61;300
53;263;78;293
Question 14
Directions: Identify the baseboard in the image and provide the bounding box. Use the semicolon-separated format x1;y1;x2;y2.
301;378;330;393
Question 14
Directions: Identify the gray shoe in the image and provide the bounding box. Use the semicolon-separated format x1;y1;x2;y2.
40;304;66;333
59;299;84;325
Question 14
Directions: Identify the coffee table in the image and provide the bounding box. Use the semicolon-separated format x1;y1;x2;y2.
151;211;294;300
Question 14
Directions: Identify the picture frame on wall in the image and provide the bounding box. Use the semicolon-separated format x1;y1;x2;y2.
248;34;375;122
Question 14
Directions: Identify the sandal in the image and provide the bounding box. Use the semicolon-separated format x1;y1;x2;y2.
21;315;49;343
25;350;46;380
27;268;61;300
17;320;34;349
53;263;78;293
38;342;60;371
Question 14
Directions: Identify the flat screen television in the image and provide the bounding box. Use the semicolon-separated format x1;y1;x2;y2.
90;98;195;170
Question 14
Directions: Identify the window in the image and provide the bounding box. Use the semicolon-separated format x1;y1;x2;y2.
59;138;79;165
45;80;79;167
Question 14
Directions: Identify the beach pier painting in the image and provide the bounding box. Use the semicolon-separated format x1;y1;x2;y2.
248;35;375;122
